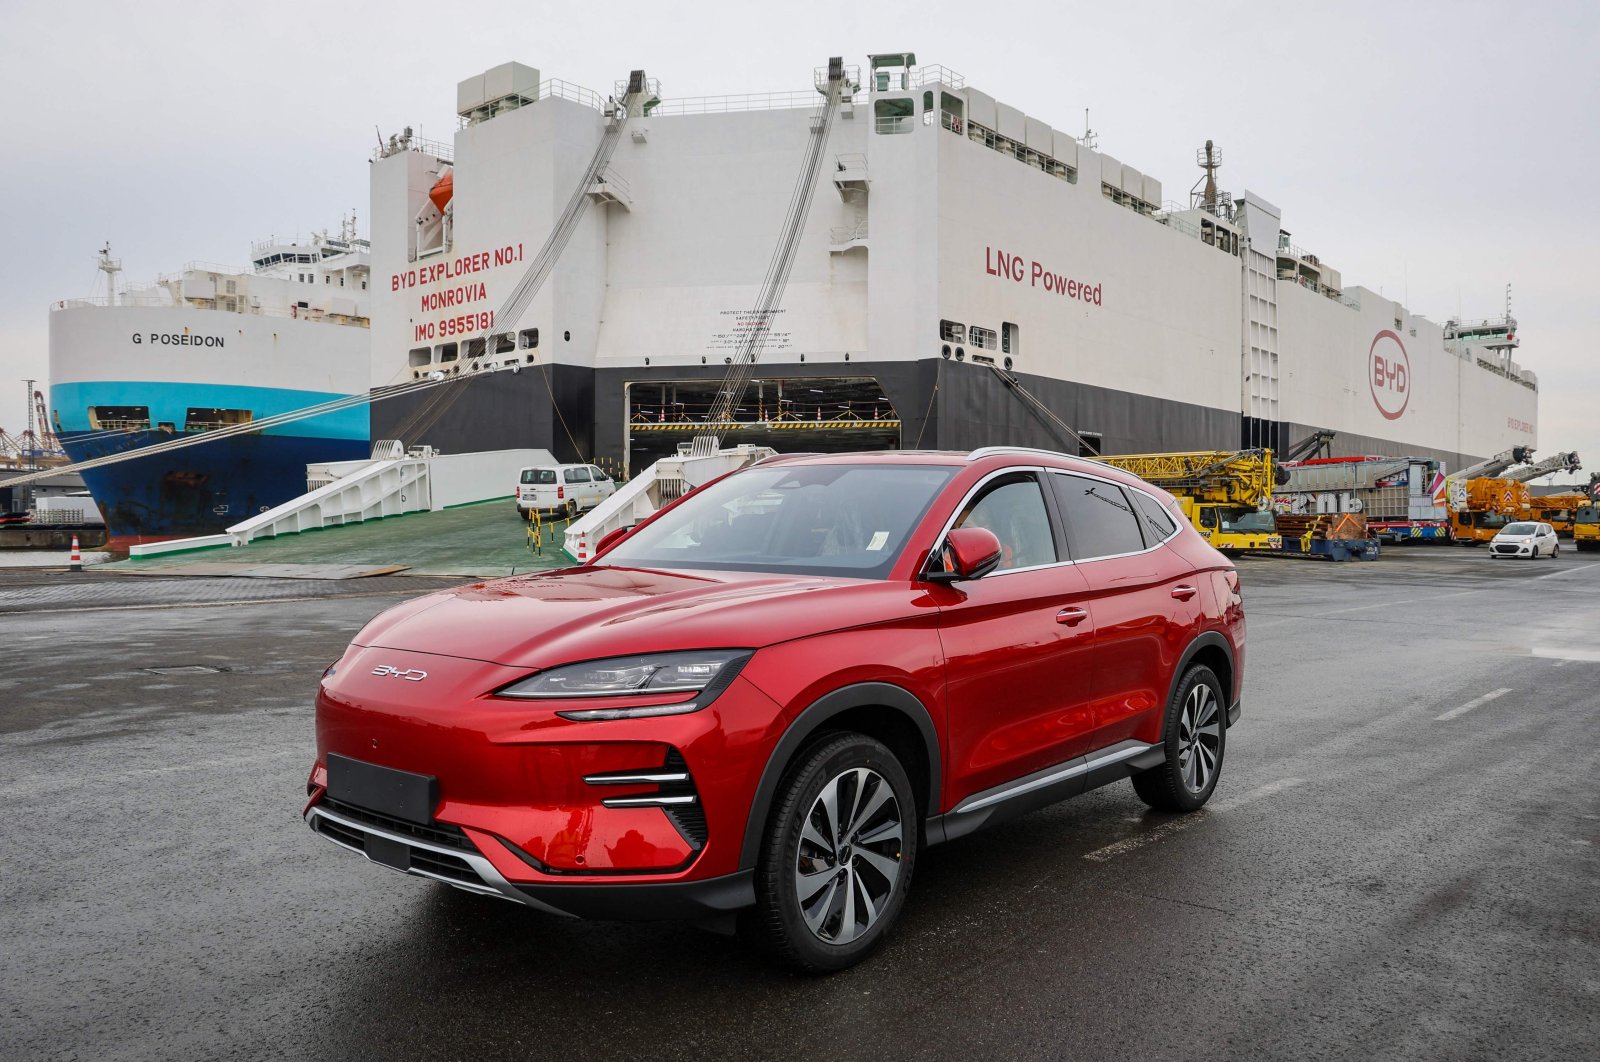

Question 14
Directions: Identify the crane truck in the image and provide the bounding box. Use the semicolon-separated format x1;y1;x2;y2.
1504;451;1584;533
1095;448;1284;551
1442;446;1534;544
1571;474;1600;551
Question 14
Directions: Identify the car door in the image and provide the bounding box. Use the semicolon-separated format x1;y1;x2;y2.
589;466;615;504
563;466;591;509
931;470;1101;804
1048;472;1205;751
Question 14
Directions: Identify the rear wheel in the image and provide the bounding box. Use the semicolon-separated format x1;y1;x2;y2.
747;734;917;973
1132;664;1226;813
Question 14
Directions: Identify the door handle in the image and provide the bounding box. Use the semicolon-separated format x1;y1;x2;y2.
1171;585;1198;600
1055;607;1089;626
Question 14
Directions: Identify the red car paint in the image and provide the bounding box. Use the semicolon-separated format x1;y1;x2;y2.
307;450;1244;916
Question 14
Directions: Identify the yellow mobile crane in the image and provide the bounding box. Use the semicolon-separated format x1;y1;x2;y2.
1096;448;1285;551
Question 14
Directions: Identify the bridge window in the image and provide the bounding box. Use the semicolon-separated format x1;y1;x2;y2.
968;326;997;350
874;98;914;135
436;342;458;363
519;328;540;350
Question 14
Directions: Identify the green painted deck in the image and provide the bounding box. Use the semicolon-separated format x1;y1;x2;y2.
105;500;576;579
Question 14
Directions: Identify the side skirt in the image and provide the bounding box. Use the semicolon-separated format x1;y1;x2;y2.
926;740;1154;846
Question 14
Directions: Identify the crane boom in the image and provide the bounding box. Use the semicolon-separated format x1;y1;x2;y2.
1504;450;1580;483
1452;446;1533;482
1096;449;1279;508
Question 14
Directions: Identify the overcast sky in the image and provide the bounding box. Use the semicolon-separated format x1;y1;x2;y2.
2;0;1595;482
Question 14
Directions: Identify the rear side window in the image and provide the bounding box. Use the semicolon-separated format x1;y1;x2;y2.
565;467;592;483
1129;490;1179;545
1050;473;1146;560
521;469;557;485
953;473;1058;571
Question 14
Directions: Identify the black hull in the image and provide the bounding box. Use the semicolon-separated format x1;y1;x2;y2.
372;359;1491;475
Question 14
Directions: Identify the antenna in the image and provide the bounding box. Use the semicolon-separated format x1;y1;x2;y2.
97;243;122;306
22;379;35;454
1081;108;1098;149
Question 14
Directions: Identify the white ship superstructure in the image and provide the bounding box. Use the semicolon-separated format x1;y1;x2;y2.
48;226;373;542
367;56;1537;473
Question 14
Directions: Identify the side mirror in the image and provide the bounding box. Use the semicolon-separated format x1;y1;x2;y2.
592;525;632;559
925;526;1003;583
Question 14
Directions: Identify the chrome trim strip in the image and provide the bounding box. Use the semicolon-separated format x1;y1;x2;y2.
584;771;690;786
953;743;1153;815
968;445;1077;461
601;794;699;808
305;804;571;916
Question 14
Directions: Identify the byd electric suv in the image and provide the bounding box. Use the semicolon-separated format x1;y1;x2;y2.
306;448;1245;972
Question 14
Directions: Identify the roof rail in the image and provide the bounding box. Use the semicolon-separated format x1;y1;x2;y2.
966;445;1077;461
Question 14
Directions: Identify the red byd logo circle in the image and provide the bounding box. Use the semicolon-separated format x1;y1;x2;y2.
1369;330;1410;421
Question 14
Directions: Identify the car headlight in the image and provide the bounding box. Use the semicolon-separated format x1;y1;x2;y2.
495;650;753;720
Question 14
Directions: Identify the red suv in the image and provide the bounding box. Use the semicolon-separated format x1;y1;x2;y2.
306;448;1244;971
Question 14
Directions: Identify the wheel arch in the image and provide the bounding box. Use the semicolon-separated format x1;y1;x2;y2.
1171;630;1236;712
738;682;941;870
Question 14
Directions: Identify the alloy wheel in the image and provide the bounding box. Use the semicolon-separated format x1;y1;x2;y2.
793;767;903;945
1177;683;1222;793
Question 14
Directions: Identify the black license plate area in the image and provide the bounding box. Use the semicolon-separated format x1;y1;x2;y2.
363;833;411;871
326;753;438;825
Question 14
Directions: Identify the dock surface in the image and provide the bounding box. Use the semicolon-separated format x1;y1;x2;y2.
2;547;1597;1059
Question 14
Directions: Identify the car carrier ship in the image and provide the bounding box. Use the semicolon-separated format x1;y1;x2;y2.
361;54;1537;476
48;228;372;545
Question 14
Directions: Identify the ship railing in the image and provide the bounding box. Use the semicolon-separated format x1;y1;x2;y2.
911;65;966;90
540;78;605;112
49;295;370;326
651;88;865;115
371;134;456;163
875;114;915;135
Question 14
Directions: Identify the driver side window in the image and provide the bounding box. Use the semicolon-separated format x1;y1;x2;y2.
953;473;1058;571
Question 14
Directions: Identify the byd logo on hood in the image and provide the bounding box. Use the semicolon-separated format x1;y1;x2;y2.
1369;330;1411;421
371;665;428;681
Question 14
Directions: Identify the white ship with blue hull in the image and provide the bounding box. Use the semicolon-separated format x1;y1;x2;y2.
49;232;372;545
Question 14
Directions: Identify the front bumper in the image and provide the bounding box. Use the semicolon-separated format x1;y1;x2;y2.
1490;542;1535;556
305;798;754;919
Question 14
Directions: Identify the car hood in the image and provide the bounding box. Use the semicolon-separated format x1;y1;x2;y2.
353;565;934;668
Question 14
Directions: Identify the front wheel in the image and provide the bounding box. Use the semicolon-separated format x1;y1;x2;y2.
1132;664;1227;812
747;734;917;973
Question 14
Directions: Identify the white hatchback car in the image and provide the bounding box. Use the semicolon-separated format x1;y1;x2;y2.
515;463;617;519
1488;521;1559;559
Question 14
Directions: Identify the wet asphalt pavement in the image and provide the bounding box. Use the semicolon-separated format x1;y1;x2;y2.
2;550;1597;1060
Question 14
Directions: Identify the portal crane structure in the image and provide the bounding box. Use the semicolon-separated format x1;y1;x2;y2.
1095;448;1283;550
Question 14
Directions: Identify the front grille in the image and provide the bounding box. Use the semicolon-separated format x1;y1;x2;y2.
314;814;368;850
1492;544;1521;554
409;848;479;885
319;796;473;851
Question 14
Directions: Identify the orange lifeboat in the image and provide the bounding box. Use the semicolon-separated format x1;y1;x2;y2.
429;169;454;214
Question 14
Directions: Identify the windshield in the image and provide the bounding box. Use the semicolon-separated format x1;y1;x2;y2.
1500;522;1538;536
601;463;957;578
520;469;557;485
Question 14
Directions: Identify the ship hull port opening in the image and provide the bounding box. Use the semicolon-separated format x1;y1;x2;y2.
623;376;901;473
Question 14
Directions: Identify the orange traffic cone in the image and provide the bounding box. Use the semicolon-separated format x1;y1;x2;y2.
69;535;82;572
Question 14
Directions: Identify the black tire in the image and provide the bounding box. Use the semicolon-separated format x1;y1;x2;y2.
1551;543;1559;559
746;733;917;974
1131;664;1227;813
